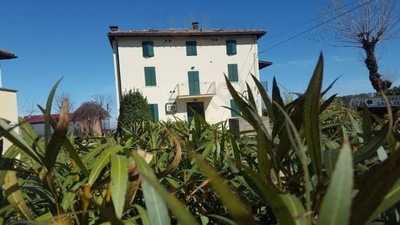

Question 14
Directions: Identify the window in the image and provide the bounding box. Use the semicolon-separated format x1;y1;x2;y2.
142;41;154;57
228;64;239;82
230;99;240;117
186;41;197;56
226;40;237;55
148;104;159;121
144;67;157;86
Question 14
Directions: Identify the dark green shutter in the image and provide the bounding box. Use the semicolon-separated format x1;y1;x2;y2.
226;40;237;55
186;41;197;56
228;64;239;82
144;67;156;86
142;41;154;57
188;71;200;95
148;104;159;121
230;100;240;117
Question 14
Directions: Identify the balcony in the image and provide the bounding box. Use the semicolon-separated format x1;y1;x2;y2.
169;81;216;100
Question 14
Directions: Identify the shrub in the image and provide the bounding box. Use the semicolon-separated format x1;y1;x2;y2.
117;90;151;132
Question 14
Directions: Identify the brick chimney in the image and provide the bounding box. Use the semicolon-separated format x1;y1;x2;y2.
109;25;119;32
192;22;199;30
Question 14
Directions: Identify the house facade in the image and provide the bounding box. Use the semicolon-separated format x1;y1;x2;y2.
108;23;269;123
0;49;18;152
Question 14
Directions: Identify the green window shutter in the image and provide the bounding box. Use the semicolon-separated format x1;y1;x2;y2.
228;64;239;82
144;67;157;86
188;71;200;95
230;100;240;117
148;104;159;121
142;41;154;57
186;41;197;56
226;40;237;55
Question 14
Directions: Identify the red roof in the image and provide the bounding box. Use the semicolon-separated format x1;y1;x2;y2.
24;114;64;124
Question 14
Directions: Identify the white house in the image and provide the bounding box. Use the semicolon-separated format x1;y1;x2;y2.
0;49;18;152
108;22;270;123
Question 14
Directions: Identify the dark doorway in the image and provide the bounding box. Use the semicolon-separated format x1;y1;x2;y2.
187;102;205;121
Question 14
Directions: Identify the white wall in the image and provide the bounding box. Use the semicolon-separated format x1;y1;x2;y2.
0;89;18;151
115;35;262;123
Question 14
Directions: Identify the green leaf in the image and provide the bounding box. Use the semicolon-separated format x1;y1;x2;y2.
245;83;257;109
208;214;238;225
88;145;123;186
351;139;400;225
61;192;75;211
242;167;310;225
318;140;353;225
0;119;43;165
195;155;255;225
274;102;312;212
303;53;324;178
225;75;273;181
320;94;337;112
369;181;400;221
271;77;285;137
3;171;34;220
251;74;274;121
35;212;53;222
42;78;62;144
142;179;170;225
135;205;151;225
111;155;129;219
37;105;88;175
132;152;199;225
353;126;388;164
64;139;89;176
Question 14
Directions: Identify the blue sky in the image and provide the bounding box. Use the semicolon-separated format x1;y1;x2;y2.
0;0;399;117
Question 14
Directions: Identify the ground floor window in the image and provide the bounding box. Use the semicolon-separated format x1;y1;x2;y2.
230;99;240;117
148;104;159;121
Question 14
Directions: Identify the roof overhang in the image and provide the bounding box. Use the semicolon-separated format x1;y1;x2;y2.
0;49;17;60
259;60;273;70
108;28;266;46
0;87;17;93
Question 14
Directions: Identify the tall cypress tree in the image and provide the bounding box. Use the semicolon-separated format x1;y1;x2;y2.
117;90;151;133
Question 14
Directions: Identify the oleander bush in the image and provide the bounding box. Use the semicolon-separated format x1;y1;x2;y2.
0;54;400;225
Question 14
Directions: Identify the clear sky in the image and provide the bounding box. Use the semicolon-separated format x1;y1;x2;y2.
0;0;399;117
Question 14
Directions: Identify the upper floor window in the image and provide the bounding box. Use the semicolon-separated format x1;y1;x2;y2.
186;41;197;56
226;40;237;56
228;64;239;82
144;67;157;86
142;41;154;58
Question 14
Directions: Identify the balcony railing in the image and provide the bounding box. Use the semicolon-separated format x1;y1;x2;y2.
169;81;216;100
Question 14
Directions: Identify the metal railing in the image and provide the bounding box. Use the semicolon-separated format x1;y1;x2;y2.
169;81;216;100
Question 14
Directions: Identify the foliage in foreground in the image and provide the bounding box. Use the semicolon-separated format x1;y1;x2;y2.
1;54;400;225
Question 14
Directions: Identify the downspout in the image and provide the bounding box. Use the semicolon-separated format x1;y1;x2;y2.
112;38;123;111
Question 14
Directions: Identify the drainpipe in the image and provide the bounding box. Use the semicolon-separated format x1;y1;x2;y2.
112;39;123;112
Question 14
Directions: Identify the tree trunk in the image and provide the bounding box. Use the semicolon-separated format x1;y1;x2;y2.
362;41;392;92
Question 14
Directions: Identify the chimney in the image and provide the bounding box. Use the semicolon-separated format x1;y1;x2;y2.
192;22;199;30
109;25;119;32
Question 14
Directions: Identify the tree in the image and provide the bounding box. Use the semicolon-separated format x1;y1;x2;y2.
117;90;151;132
91;94;113;115
73;101;110;136
330;0;399;92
